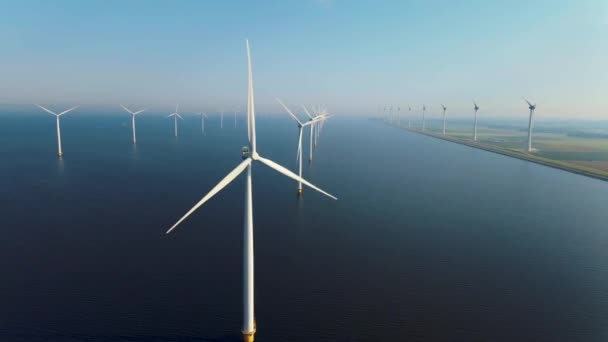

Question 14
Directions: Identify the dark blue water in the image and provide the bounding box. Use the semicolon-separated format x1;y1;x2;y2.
1;112;607;341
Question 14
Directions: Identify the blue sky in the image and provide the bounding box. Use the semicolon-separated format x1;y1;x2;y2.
0;0;606;119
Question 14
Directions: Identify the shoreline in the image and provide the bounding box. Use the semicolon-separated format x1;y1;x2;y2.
402;126;608;182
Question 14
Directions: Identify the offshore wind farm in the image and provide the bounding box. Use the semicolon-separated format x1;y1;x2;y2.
2;1;608;342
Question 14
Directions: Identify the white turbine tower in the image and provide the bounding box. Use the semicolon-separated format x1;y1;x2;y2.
120;105;146;144
165;40;337;342
221;110;224;129
524;97;537;152
36;104;78;157
441;104;447;135
168;104;183;137
196;112;208;134
276;98;319;195
473;101;479;141
422;105;427;131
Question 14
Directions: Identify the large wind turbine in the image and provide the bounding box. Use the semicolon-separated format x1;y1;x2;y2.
120;105;146;144
276;98;319;195
422;105;427;131
165;40;337;342
196;112;208;134
473;101;479;141
524;97;537;152
36;104;78;157
441;104;447;135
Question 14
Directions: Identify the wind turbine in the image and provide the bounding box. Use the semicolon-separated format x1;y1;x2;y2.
397;107;401;126
441;104;447;135
168;104;183;137
276;98;320;195
120;105;146;144
165;40;337;342
196;112;208;134
221;110;224;129
408;106;412;128
473;101;479;141
36;104;79;157
422;105;427;131
524;97;537;152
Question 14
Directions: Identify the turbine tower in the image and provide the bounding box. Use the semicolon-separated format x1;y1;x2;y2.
441;104;447;135
524;97;537;152
276;98;319;195
473;101;479;141
36;104;78;157
422;105;427;131
120;105;146;144
165;40;337;342
221;110;224;129
168;104;183;137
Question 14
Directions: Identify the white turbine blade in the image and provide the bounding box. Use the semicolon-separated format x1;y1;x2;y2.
276;98;303;126
177;114;184;120
256;155;337;200
166;158;252;234
246;39;257;152
36;104;58;116
133;109;146;115
120;105;134;115
58;106;79;116
167;113;175;118
301;105;314;119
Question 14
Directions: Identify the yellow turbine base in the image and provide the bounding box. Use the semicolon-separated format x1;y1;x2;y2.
57;152;63;158
297;188;303;195
242;332;255;342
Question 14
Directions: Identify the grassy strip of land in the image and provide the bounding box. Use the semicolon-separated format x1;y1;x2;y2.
405;127;608;182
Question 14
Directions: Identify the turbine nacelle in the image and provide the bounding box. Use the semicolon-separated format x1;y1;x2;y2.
523;97;536;111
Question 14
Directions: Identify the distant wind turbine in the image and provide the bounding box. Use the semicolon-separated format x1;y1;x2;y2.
441;104;447;135
36;104;79;157
165;40;337;342
120;105;146;144
397;107;401;126
277;98;320;195
196;112;208;134
473;101;479;141
422;105;427;131
221;110;224;129
168;104;183;137
408;106;412;128
524;97;537;152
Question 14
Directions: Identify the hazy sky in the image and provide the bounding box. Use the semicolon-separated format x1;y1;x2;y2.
0;0;606;119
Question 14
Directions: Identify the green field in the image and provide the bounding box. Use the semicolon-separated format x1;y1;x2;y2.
385;119;608;179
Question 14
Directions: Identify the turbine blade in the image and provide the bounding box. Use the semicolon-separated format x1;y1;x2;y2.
522;97;532;107
246;39;257;152
276;98;303;126
58;106;79;116
133;109;146;115
36;104;58;116
302;105;314;119
177;114;184;120
256;155;337;200
120;105;134;115
166;158;252;234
